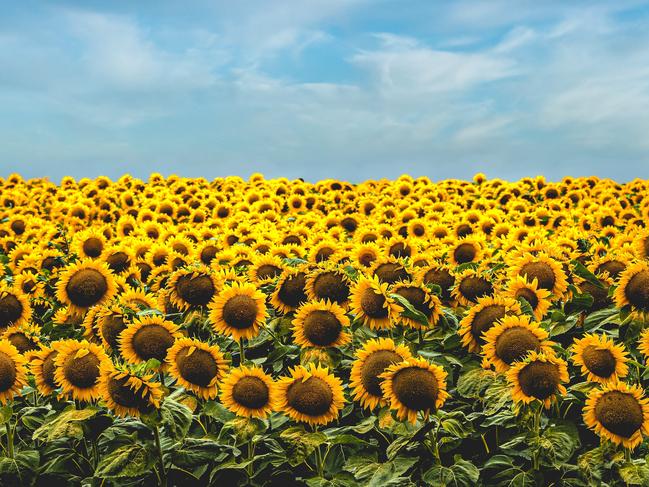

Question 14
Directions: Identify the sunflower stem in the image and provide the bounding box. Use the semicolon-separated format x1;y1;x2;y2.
418;328;423;345
532;403;542;471
246;439;255;481
5;422;13;459
239;340;246;365
153;424;167;487
625;447;632;463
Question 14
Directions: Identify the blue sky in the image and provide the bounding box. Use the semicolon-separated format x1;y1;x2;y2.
2;0;649;182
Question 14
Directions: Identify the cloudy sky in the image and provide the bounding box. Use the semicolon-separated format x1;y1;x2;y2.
2;0;649;182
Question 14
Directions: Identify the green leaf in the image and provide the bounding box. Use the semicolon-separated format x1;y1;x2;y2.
343;454;378;480
571;260;605;289
619;461;649;485
280;426;327;467
33;407;99;442
517;297;535;319
172;438;235;468
422;456;479;486
390;293;429;326
456;368;496;399
95;444;153;479
0;405;12;424
161;398;193;440
0;450;39;485
367;457;417;487
539;422;580;466
203;400;236;423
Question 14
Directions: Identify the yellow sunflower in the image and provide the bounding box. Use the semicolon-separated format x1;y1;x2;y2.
614;261;649;317
505;276;552;321
391;282;442;329
380;357;449;424
30;342;64;396
584;381;649;449
451;269;495;307
220;365;276;418
167;266;221;310
56;260;117;314
0;340;28;404
71;228;108;260
482;315;554;373
349;275;402;330
99;361;163;418
209;282;268;342
350;338;412;410
269;267;309;315
506;351;569;409
0;283;32;330
572;334;628;384
53;339;109;402
508;253;568;297
292;300;351;348
276;363;345;426
3;323;41;355
458;295;522;353
305;266;351;308
119;315;181;367
166;337;228;400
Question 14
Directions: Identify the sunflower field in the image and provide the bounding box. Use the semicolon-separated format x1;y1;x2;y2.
2;173;649;486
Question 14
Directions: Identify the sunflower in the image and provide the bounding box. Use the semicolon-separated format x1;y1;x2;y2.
119;315;181;367
276;363;345;426
391;282;442;329
56;260;117;314
370;257;412;285
351;242;382;269
53;339;109;402
13;271;45;299
636;328;649;363
380;357;449;424
417;263;455;303
95;305;129;351
0;340;28;404
349;276;401;330
505;276;552;321
220;365;276;418
451;269;495;307
209;282;268;342
305;266;351;308
72;228;107;260
0;284;31;330
508;253;568;297
292;300;351;348
269;267;309;315
3;323;40;355
99;361;163;418
572;334;628;384
167;266;220;310
458;295;522;353
614;261;649;317
448;238;483;267
506;351;569;408
31;342;63;396
583;381;649;449
349;338;412;410
167;337;228;400
482;315;554;373
249;255;285;284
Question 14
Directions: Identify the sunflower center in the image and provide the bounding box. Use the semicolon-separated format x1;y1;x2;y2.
176;274;215;306
63;351;100;388
360;350;403;397
200;245;218;265
470;305;506;343
515;288;539;310
625;270;649;310
520;262;556;292
582;345;617;378
176;348;219;387
422;269;454;299
360;288;388;319
106;252;130;273
277;273;308;308
0;351;17;392
42;351;58;389
107;376;146;408
0;294;23;328
316;248;335;262
312;272;350;304
222;295;259;329
394;287;433;318
286;376;333;417
8;333;36;354
83;238;103;258
518;361;560;400
374;263;410;284
257;264;283;281
232;376;269;409
458;277;493;303
392;367;439;411
101;315;126;350
454;243;476;264
495;327;541;365
66;269;109;307
595;391;644;438
303;310;343;346
131;325;175;361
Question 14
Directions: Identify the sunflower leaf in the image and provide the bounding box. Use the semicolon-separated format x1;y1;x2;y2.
389;293;429;327
32;407;100;442
94;443;153;479
161;398;193;441
571;260;605;289
422;456;479;486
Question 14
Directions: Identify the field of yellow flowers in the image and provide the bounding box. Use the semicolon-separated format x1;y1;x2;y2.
1;173;649;486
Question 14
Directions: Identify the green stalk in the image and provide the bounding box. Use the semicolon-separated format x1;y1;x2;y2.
153;425;167;487
532;404;542;471
5;422;13;459
239;339;246;365
246;440;256;481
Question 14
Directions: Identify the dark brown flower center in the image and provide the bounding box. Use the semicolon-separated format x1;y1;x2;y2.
374;263;410;285
316;248;335;262
0;351;17;392
520;262;556;292
286;376;333;417
358;250;377;267
453;243;477;264
42;351;58;389
63;350;100;388
232;376;269;409
470;305;506;343
65;269;109;307
515;288;539;310
131;324;175;361
8;332;37;354
360;288;388;319
175;274;215;306
582;345;617;378
394;286;434;318
176;348;218;387
303;310;343;346
277;272;308;309
0;294;23;328
596;260;626;278
422;268;454;300
222;295;259;329
107;376;147;408
101;315;126;350
495;326;541;365
256;264;283;281
518;361;560;400
360;350;403;397
106;252;130;273
625;270;649;311
312;272;350;305
595;391;644;438
458;276;493;303
200;245;218;265
83;237;103;258
392;367;439;411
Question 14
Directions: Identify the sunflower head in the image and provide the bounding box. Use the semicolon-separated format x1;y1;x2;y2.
119;315;181;367
0;340;28;404
371;257;411;285
168;266;220;310
99;361;163;418
0;284;31;330
292;300;351;348
53;339;109;402
349;275;401;330
305;266;351;307
458;295;521;353
506;275;552;321
572;334;628;384
391;282;442;329
506;351;569;409
209;282;267;342
167;337;228;400
270;267;308;314
509;253;568;297
220;365;276;419
31;342;62;396
615;262;649;317
56;260;117;314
